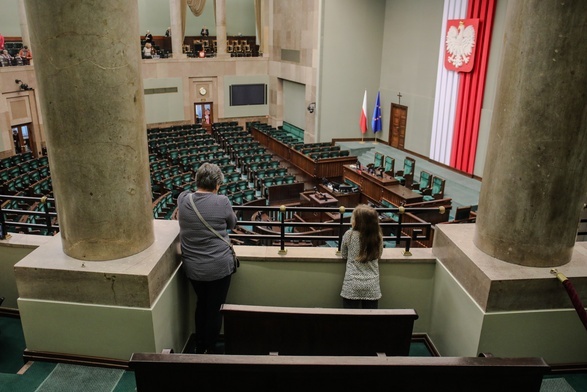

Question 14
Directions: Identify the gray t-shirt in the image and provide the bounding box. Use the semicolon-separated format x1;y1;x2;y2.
177;191;237;281
340;229;382;300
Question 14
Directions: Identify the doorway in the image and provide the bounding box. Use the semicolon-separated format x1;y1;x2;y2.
194;102;213;132
389;104;408;149
12;123;36;156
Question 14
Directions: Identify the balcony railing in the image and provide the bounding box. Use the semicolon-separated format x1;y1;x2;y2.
0;195;447;254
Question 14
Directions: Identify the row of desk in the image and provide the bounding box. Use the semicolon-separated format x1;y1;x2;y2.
340;164;423;206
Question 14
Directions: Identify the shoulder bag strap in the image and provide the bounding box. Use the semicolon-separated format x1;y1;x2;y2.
189;193;231;246
189;193;239;267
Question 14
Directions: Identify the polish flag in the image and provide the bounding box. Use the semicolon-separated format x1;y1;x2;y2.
360;90;368;134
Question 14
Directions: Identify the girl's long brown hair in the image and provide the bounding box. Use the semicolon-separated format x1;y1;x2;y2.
352;204;383;263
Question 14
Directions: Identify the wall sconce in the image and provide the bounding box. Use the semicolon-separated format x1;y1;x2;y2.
15;79;32;91
307;102;316;114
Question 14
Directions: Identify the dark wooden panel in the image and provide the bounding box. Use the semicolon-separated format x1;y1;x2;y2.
221;304;418;357
130;353;549;392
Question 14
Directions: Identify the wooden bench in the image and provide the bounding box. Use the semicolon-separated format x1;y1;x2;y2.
129;353;550;392
221;304;418;356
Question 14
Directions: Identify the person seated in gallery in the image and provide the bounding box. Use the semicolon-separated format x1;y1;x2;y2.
18;45;32;65
201;26;209;37
143;42;153;59
0;49;13;66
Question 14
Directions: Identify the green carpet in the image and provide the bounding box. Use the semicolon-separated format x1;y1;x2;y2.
541;378;576;391
0;316;27;373
544;374;587;392
34;364;124;392
0;362;57;392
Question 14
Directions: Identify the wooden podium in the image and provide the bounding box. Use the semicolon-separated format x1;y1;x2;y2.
300;191;338;222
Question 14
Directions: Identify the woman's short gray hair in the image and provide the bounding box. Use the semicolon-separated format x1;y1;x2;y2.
195;162;224;191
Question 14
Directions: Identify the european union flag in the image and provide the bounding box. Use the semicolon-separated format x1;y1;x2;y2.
372;91;382;133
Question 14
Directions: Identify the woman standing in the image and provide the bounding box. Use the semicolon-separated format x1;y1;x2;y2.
178;163;237;354
340;204;383;309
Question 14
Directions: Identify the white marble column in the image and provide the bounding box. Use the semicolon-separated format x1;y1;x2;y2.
169;0;186;58
215;0;229;58
24;0;155;261
473;0;587;267
18;0;31;49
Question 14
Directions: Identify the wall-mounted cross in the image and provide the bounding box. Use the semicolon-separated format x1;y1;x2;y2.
397;92;402;105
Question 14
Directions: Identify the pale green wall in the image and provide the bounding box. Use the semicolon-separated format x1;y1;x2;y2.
380;0;444;156
137;0;256;37
0;247;34;308
220;259;435;333
17;265;193;361
143;78;185;124
429;261;485;356
138;0;171;36
283;80;306;130
0;0;21;36
317;0;386;142
152;264;194;354
428;261;587;363
480;310;587;364
18;298;157;360
225;0;256;36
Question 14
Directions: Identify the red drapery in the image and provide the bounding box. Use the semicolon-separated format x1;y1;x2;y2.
449;0;496;174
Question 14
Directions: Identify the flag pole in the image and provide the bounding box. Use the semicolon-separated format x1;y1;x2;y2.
359;90;367;144
372;91;382;145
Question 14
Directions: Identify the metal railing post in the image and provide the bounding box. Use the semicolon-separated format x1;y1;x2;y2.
395;206;405;247
40;196;53;235
0;197;6;240
336;206;346;255
278;205;287;255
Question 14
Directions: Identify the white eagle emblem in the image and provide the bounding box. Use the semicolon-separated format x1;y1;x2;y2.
446;21;476;69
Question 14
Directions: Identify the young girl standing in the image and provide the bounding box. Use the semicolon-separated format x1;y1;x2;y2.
340;204;383;309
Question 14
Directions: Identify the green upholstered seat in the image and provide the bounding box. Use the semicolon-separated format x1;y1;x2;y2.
231;172;242;182
395;157;416;185
412;170;432;194
422;176;445;201
374;152;383;168
384;156;395;174
243;189;256;202
380;199;399;221
231;191;244;205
